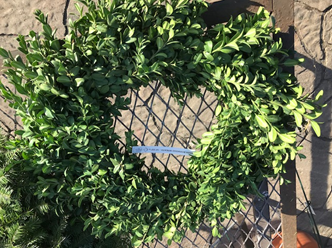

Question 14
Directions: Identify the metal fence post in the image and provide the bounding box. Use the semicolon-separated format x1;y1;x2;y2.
273;0;297;247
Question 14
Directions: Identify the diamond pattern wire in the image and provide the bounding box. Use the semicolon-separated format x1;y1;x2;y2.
114;82;282;248
0;74;22;137
0;74;283;247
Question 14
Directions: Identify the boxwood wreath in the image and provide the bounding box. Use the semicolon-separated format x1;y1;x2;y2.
0;0;324;246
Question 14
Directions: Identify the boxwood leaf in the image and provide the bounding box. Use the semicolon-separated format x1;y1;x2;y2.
245;28;256;37
268;127;277;142
278;133;295;143
212;226;219;237
315;90;323;102
11;61;26;70
293;110;302;127
156;37;164;50
75;78;85;87
163;231;174;240
204;40;213;53
283;58;301;67
57;76;71;83
255;115;268;128
311;120;321;137
45;107;54;118
25;71;38;79
215;105;222;116
0;48;9;58
39;83;52;91
166;3;173;15
301;101;315;110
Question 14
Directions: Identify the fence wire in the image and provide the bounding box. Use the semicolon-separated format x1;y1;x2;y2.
114;81;282;248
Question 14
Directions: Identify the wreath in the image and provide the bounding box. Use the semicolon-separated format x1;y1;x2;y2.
0;0;324;246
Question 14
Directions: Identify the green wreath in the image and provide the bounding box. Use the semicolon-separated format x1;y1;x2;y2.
0;0;324;246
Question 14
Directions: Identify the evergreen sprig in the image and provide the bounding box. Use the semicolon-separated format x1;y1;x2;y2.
0;127;132;248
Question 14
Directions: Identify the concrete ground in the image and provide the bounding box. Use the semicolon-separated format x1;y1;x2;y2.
293;1;332;247
0;0;331;247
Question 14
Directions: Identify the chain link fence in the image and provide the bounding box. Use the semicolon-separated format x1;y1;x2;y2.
114;81;282;248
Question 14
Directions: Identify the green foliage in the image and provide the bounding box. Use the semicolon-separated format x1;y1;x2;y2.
188;7;324;227
0;130;44;248
0;0;324;247
0;128;132;247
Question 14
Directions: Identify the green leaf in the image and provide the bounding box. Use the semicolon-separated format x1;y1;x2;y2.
126;37;137;44
45;107;54;118
15;84;27;95
283;58;301;67
278;133;295;143
175;0;189;8
51;88;60;95
57;76;71;84
128;28;135;37
123;75;133;84
98;169;107;176
43;24;52;37
215;105;222;116
299;153;306;159
166;3;174;15
96;24;107;33
69;66;80;76
212;226;219;237
11;61;26;70
311;120;321;137
266;115;281;123
204;40;213;53
155;53;168;59
239;43;251;53
293;110;302;127
190;38;201;48
125;163;134;170
163;231;174;239
200;138;211;145
132;179;137;189
302;102;315;110
157;26;163;35
169;28;175;40
203;51;214;61
39;83;52;91
163;226;176;240
156;37;164;50
255;115;268;128
220;47;235;54
214;66;222;80
75;2;83;16
0;48;9;58
245;28;256;37
268;127;277;142
225;42;239;51
315;90;323;101
280;177;284;185
26;53;43;62
24;71;38;79
98;85;109;94
75;78;85;87
132;239;143;247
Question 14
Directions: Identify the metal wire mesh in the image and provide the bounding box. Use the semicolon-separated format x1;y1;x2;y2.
114;81;282;248
0;74;283;247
